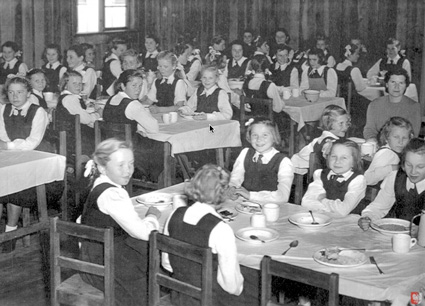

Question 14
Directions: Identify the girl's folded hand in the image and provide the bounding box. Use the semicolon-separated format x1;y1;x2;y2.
146;207;161;219
193;113;207;120
358;216;371;231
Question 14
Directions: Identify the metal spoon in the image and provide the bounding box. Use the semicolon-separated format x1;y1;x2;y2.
281;240;299;255
309;210;319;225
249;235;265;243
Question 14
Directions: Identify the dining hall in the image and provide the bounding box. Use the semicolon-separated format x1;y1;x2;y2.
1;0;425;305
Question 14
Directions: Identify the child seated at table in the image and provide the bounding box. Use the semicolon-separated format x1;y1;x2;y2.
41;43;67;93
364;117;413;186
0;76;49;252
228;118;294;203
184;42;202;82
291;104;350;173
27;68;48;109
269;44;299;89
144;50;187;114
205;34;226;65
119;49;149;98
81;43;96;69
359;138;425;230
0;41;28;86
224;40;250;80
252;36;273;65
80;138;161;306
141;34;160;72
315;35;336;68
299;47;338;98
242;28;256;59
302;139;366;217
180;65;232;120
162;164;246;306
101;38;128;96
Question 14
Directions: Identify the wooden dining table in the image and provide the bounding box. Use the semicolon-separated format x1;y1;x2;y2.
133;183;425;306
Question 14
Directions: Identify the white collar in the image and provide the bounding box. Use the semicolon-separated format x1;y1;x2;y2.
201;85;219;96
252;73;266;79
107;53;119;61
96;174;124;189
252;147;278;162
342;59;353;66
233;57;247;66
146;50;159;58
387;54;401;63
9;100;31;117
161;73;176;84
61;90;81;98
73;63;86;72
327;169;354;181
275;62;289;70
310;65;326;75
47;61;60;69
32;89;44;98
4;58;18;69
406;177;425;194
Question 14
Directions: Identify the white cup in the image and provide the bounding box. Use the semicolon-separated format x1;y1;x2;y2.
43;92;54;102
169;111;178;123
162;113;171;124
392;234;417;253
292;88;300;98
263;203;280;222
172;195;187;210
283;88;292;100
251;213;266;228
361;142;375;157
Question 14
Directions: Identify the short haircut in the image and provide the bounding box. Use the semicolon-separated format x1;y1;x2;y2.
201;65;219;78
401;138;425;165
320;104;349;131
308;47;326;65
114;69;144;93
384;67;410;90
275;44;293;55
327;139;363;173
185;164;230;205
145;34;160;44
250;54;270;73
157;50;178;66
230;40;244;49
5;76;32;92
246;117;281;146
386;38;401;48
275;28;291;44
378;116;414;146
1;41;19;52
27;68;46;80
119;48;143;64
67;44;85;58
173;43;190;56
59;70;83;91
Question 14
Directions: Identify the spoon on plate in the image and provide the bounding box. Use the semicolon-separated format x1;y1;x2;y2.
281;240;299;255
250;235;266;243
309;210;319;225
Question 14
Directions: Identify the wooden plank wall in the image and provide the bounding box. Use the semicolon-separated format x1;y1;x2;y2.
0;0;423;93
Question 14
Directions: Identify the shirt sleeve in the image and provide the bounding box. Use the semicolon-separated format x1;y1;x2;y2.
18;63;29;75
266;82;285;112
186;60;202;82
299;69;309;92
110;59;123;78
97;186;159;240
350;67;367;92
174;79;187;104
366;60;381;79
206;90;233;121
6;107;48;150
210;222;244;295
59;67;67;80
327;56;336;68
249;157;294;203
229;148;248;187
320;68;337;97
302;170;367;217
62;95;100;127
186;91;198;112
291;138;317;169
402;59;412;80
364;149;399;185
363;102;378;141
361;172;397;221
290;67;299;89
146;80;158;102
125;100;159;134
81;68;97;97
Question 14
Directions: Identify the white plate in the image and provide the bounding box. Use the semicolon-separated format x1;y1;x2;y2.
289;212;332;229
370;218;410;235
235;227;279;244
313;247;367;268
179;113;195;120
348;137;366;145
218;208;238;220
136;193;173;207
235;202;262;214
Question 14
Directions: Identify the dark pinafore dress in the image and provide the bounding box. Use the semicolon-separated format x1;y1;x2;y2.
195;85;221;113
270;62;297;87
321;168;360;201
143;53;158;72
155;76;180;107
227;58;250;80
101;58;118;96
379;57;407;76
42;63;64;93
31;92;48;109
0;60;22;85
307;66;329;91
168;206;247;306
81;183;150;306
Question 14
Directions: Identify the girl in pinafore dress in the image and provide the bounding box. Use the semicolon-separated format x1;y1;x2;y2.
101;38;128;96
41;44;67;93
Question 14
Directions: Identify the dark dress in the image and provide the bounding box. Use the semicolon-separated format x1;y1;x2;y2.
321;168;360;201
42;63;64;93
101;58;118;96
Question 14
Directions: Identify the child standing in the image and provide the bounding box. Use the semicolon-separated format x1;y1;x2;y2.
41;44;67;93
229;118;294;204
302;139;366;217
101;38;128;96
364;117;413;186
27;69;48;109
80;138;161;306
144;51;187;114
270;44;299;88
181;66;233;121
142;34;160;72
291;105;350;172
162;164;246;306
0;41;28;86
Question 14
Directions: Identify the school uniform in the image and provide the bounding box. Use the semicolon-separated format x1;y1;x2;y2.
230;147;294;203
101;53;122;96
0;58;28;85
224;57;249;80
162;203;246;306
184;85;233;120
142;50;159;72
302;168;366;217
147;73;187;107
242;43;256;59
299;65;338;97
366;54;412;80
71;63;97;99
364;144;401;186
42;61;66;93
269;62;299;88
184;55;202;81
29;90;48;109
81;175;159;306
323;49;336;68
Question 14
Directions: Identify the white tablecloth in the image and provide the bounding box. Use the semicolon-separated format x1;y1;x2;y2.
0;150;66;197
283;97;346;131
133;183;425;305
146;116;242;155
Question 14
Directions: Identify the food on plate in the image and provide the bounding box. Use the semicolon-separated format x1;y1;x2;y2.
240;204;261;214
378;224;409;232
219;210;233;217
318;247;366;265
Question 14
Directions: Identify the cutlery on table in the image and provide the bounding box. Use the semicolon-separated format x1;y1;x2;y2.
309;210;319;225
282;240;299;255
370;256;384;274
337;248;366;253
250;235;265;243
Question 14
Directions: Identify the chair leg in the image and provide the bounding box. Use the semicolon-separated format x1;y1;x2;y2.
293;174;304;205
22;208;31;247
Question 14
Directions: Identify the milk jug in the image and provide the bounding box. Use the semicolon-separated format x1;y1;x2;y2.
411;209;425;247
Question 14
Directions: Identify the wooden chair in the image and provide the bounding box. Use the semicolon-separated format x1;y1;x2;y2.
50;216;114;306
293;152;321;205
149;230;213;306
261;255;339;306
240;96;273;139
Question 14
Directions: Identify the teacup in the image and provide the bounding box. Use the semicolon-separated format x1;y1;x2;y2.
162;113;171;124
263;203;280;222
292;88;300;98
361;142;375;157
392;234;417;253
251;213;266;228
169;112;178;123
283;88;292;100
43;92;54;102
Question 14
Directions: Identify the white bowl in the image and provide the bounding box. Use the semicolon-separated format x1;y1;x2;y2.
288;212;332;230
304;90;320;102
